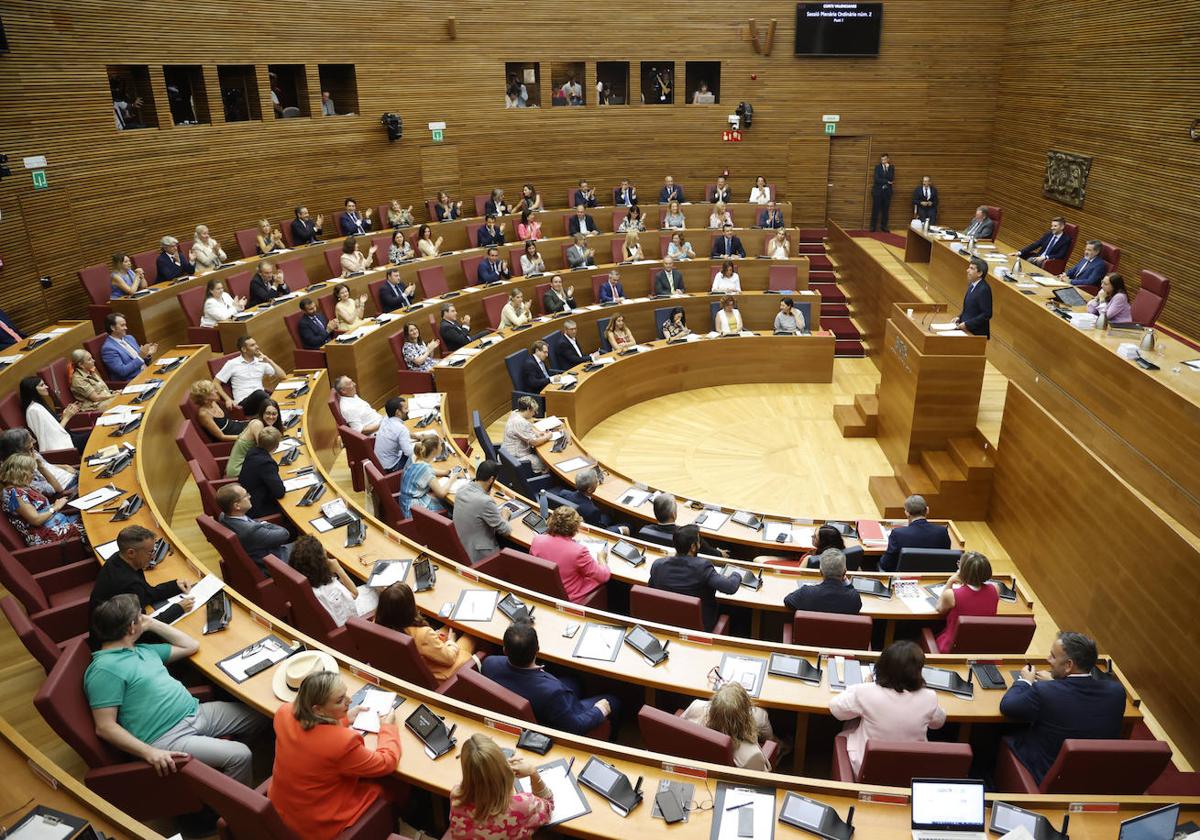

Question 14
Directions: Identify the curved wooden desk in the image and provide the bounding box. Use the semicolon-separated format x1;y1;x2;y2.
0;321;94;392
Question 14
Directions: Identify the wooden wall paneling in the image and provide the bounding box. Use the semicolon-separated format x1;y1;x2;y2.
0;197;49;332
990;383;1200;766
786;136;830;226
827;135;871;229
420;145;461;205
16;189;84;327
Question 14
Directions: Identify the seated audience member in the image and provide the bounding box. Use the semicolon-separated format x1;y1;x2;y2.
542;275;575;313
1016;216;1071;266
450;733;553;840
933;550;999;652
225;398;283;478
386;198;415;228
380;267;417;311
767;228;791;259
749;176;772;205
648;524;740;632
1;453;84;546
500;290;532;330
618;204;646;233
640;494;725;556
0;308;23;348
388;229;415;264
485;188;510;218
200;278;245;328
516;209;542;241
416;224;444;258
0;429;76;498
615;178;638;207
568;205;597;237
520;184;544;212
714;295;743;334
962;206;994;239
248;261;288;307
505;77;528;108
803;524;845;567
659;176;684;204
668;231;696;260
239;426;286;518
560;75;584;105
709;202;733;230
377;582;475;679
332;376;380;434
552;320;587;369
189;225;228;275
269;670;402;840
879;494;951;572
574;179;597;207
439;303;477;352
774;297;807;334
759;201;784;229
662;307;690;339
654;257;686;296
453;460;514;565
398;434;452;517
339;198;373;236
155;235;195;281
711;224;746;259
560;467;621;531
566;233;595;269
401;323;438;372
216;482;292;569
1062;239;1107;287
291;206;324;245
604;313;636;351
663;200;686;230
829;640;947;777
502;396;552;473
109;254;147;299
297;297;337;350
320;91;336;116
255;218;286;255
86;594;266;785
20;376;86;454
69;348;116;411
339;236;376;277
102;312;157;381
784;548;862;615
519;241;545;277
521;341;559;394
478;246;512;285
190;379;243;442
289;534;377;625
374;396;415;473
621;230;644;262
217;335;283;417
478;213;506;248
710;175;732;205
682;682;775;771
597;270;626;304
481;621;618;736
333;285;370;331
89;524;191;614
530;506;611;603
1000;631;1127;784
435;191;463;221
1086;272;1132;323
711;261;742;294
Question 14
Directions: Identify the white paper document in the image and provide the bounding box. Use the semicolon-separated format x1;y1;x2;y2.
155;356;183;366
929;322;959;332
554;456;593;472
448;477;470;495
516;761;589;826
121;382;157;395
283;473;320;492
535;416;563;431
764;521;794;543
573;623;624;661
69;485;123;511
453;590;499;622
281;409;301;426
151;574;225;622
692;509;731;531
409;392;443;409
276;380;307;390
359;688;399;714
94;408;143;426
309;516;335;533
714;787;776;840
557;374;577;386
95;539;120;561
6;813;74;840
351;709;381;733
617;488;652;507
577;538;610;563
366;560;411;589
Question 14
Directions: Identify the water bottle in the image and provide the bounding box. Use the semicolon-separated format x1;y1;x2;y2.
1140;328;1156;352
967;236;976;255
1095;304;1107;330
922;217;930;233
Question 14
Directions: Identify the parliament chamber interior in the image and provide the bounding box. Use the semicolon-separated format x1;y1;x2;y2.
0;1;1198;838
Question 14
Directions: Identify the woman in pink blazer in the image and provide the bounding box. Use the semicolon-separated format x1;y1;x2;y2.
529;506;611;603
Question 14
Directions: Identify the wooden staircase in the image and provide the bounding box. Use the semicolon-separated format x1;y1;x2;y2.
799;229;865;358
834;391;878;437
868;432;995;520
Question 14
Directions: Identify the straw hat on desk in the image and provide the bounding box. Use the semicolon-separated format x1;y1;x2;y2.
271;650;339;701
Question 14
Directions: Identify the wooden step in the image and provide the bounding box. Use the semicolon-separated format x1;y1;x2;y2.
896;462;937;497
948;435;995;481
868;474;908;517
833;403;875;437
919;449;968;492
822;317;861;340
834;341;867;358
797;228;828;242
854;392;879;418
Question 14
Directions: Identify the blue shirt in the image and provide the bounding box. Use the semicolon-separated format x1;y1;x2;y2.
373;416;414;472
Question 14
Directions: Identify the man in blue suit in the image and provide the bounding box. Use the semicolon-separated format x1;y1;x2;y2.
597;270;625;304
1017;217;1071;266
955;256;993;338
758;201;785;229
101;313;156;381
614;179;638;207
378;268;417;312
520;340;557;394
658;176;685;204
155;236;194;282
477;214;505;247
338;198;373;237
1000;631;1126;784
477;247;511;284
711;223;746;258
574;180;598;208
879;494;951;572
297;297;335;349
1062;240;1107;287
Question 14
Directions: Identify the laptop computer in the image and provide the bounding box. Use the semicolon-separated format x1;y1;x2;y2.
1117;804;1181;839
910;778;986;840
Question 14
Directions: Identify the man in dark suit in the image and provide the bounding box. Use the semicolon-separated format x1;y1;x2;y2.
1017;217;1071;266
297;297;335;350
955;256;993;338
758;202;784;229
711;223;746;259
247;261;288;307
477;214;505;247
0;307;23;348
560;467;624;532
542;275;576;314
155;236;194;282
1063;240;1107;287
638;495;727;557
962;206;995;239
338;198;372;237
574;180;598;208
911;176;938;225
783;549;862;615
1000;631;1127;784
378;268;417;312
566;234;595;269
614;179;638;207
290;205;323;245
648;525;740;632
477;247;511;284
89;525;191;617
710;175;731;204
239;427;286;518
659;176;685;204
521;340;557;394
653;257;686;296
879;494;952;572
568;205;597;237
439;303;476;352
215;483;292;571
869;153;895;232
596;270;625;304
551;320;587;369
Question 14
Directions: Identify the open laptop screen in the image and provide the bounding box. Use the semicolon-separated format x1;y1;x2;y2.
1118;804;1180;840
911;779;985;830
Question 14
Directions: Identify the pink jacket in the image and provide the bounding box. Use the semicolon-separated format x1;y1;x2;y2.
530;534;611;603
829;682;946;776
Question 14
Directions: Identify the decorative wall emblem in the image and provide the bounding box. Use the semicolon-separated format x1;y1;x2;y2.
1043;150;1092;208
891;333;910;372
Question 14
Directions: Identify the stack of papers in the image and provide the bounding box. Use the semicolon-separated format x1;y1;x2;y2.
557;374;577;387
409;393;443;410
338;324;379;341
554;456;592;472
95;540;121;561
274;437;301;452
365;560;411;589
95;407;143;426
929;322;959;332
121;382;158;395
534;416;562;432
69;485;123;511
281;409;302;425
282;473;320;492
155;356;183;367
0;355;19;367
351;689;400;733
515;760;590;827
150;574;225;623
276;380;307;391
577;538;610;563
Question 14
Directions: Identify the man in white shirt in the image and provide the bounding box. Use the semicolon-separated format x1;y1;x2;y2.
215;336;284;416
374;397;415;472
333;376;381;434
320;91;336;116
560;75;583;105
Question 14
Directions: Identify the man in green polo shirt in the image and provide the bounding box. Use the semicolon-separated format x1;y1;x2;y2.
85;594;267;784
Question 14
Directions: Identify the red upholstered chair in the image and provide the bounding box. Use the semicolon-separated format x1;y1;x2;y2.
1041;223;1077;276
176;418;232;477
473;195;490;217
1098;241;1121;272
920;615;1036;655
629;584;730;636
428;313;449;356
767;266;800;292
1130;270;1170;327
0;547;95;649
82;333;132;390
327;387;348;427
283;310;328;368
178;285;223;351
984;206;1002;240
782;610;873;649
612;209;629;230
371;235;391;267
277;257;310;291
233;228;258;259
177;392;238;454
640;704;734;765
465;221;484;248
590;272;610;300
367;278;388;314
189;459;235;518
476;548;608;610
35;639;203;821
532;282;552;314
279;218;296;248
425;199;438;222
443;668;613;742
609;239;625;264
482;292;507;329
78;264;113;333
410;506;474;566
460;254;485;285
262;553;356;656
508;246;525;277
1;594;81;674
345;616;460;691
338;425;383;492
559;212;575;238
363;462;416;536
386;332;437;394
131;248;161;283
834;738;973;785
39;358;100;429
323;248;343;279
225;270;253;300
196;515;288;618
418;265;449;298
995;738;1171;795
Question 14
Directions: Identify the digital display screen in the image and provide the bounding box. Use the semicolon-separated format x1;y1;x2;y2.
1118;804;1181;840
782;795;827;826
911;780;985;828
582;760;620;790
795;3;883;56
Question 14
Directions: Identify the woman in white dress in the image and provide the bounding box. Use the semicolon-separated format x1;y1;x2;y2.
708;202;733;229
767;229;791;259
189;224;228;274
714;295;744;334
711;260;742;294
749;176;772;205
200;277;245;327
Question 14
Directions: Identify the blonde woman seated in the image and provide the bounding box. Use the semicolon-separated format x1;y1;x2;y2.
435;191;463;221
376;582;477;681
530;506;611;604
416;224;443;258
622;229;645;262
662;200;686;230
667;231;696;260
617;204;646;233
709;202;733;229
109;253;147;298
200;278;245;327
606;313;636;352
519;241;545;276
499;289;533;330
190;379;245;442
339;236;375;276
711;260;742;294
767;229;791;259
289;534;378;627
255;218;286;255
501;396;552;474
683;682;776;771
334;284;371;331
715;295;744;334
398;434;453;517
189;224;227;275
449;734;553;840
69;348;115;411
386;198;415;227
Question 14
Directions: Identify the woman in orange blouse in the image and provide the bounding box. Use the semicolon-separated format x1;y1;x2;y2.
376;581;477;681
269;671;404;840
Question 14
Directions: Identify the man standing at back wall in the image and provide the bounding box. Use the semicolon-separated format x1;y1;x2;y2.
870;153;895;232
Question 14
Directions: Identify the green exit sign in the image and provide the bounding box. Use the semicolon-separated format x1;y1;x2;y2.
431;128;444;143
824;122;837;135
31;170;48;189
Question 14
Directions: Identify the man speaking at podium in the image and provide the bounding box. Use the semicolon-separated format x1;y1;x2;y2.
955;256;992;338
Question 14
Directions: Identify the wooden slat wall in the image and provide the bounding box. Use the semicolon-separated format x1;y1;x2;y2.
0;0;1008;332
985;0;1200;337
